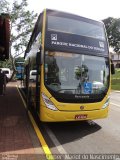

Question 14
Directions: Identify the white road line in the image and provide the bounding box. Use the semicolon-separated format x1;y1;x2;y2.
44;124;72;158
44;125;67;154
110;102;120;107
110;102;120;112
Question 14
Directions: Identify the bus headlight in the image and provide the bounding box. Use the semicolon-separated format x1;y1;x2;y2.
42;93;58;111
102;96;110;109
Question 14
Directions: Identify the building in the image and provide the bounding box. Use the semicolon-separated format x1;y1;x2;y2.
0;13;10;61
110;52;120;68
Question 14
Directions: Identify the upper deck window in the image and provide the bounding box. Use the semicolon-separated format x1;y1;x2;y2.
48;16;105;41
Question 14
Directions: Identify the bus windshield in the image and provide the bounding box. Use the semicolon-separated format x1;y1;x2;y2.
48;16;105;40
44;51;109;96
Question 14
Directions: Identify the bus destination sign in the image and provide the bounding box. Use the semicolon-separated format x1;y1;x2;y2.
45;31;108;56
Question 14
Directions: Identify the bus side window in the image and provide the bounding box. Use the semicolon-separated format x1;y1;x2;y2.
36;51;41;83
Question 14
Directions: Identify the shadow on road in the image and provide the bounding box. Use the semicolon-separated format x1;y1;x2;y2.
40;120;101;147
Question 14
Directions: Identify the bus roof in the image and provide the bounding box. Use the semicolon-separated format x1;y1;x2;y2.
24;9;104;58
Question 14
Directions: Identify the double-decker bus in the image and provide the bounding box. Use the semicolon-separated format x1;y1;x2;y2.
24;9;114;122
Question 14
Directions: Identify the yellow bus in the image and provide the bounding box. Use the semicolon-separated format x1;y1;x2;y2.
24;9;114;122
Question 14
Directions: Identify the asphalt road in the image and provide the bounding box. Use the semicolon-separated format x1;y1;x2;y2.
42;92;120;156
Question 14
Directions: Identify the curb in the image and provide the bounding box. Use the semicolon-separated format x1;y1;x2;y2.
111;90;120;93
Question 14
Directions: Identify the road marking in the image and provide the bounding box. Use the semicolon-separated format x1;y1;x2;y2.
44;125;72;159
44;125;68;154
28;111;54;160
17;86;54;160
110;102;120;112
16;85;27;109
110;102;120;107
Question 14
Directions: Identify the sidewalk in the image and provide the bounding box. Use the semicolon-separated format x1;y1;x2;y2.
111;90;120;93
0;81;44;159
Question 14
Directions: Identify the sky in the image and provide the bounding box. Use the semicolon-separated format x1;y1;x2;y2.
27;0;120;21
8;0;119;56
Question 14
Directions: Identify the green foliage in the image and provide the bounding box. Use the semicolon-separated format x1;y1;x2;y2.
112;69;120;79
1;0;38;57
103;17;120;53
111;84;120;90
0;0;37;80
15;57;24;63
0;0;9;13
0;59;12;69
111;69;120;90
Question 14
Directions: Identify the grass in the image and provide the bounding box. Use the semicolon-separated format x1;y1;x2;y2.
111;69;120;90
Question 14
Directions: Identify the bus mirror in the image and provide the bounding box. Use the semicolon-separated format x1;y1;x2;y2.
36;45;43;65
111;63;115;74
36;51;41;65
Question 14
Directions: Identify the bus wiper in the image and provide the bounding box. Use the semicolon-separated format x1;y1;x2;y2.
57;89;76;93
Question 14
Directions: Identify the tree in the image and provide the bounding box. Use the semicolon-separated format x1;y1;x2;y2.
10;0;38;57
103;17;120;53
0;0;9;13
15;57;24;63
0;0;38;80
0;59;13;69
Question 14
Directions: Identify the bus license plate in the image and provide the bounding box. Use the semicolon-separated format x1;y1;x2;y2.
75;114;87;119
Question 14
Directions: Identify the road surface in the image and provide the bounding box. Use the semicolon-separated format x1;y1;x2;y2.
41;91;120;158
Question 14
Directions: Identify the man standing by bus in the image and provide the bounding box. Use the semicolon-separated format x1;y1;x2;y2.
0;69;6;95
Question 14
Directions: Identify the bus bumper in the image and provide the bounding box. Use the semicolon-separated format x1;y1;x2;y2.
40;106;109;122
